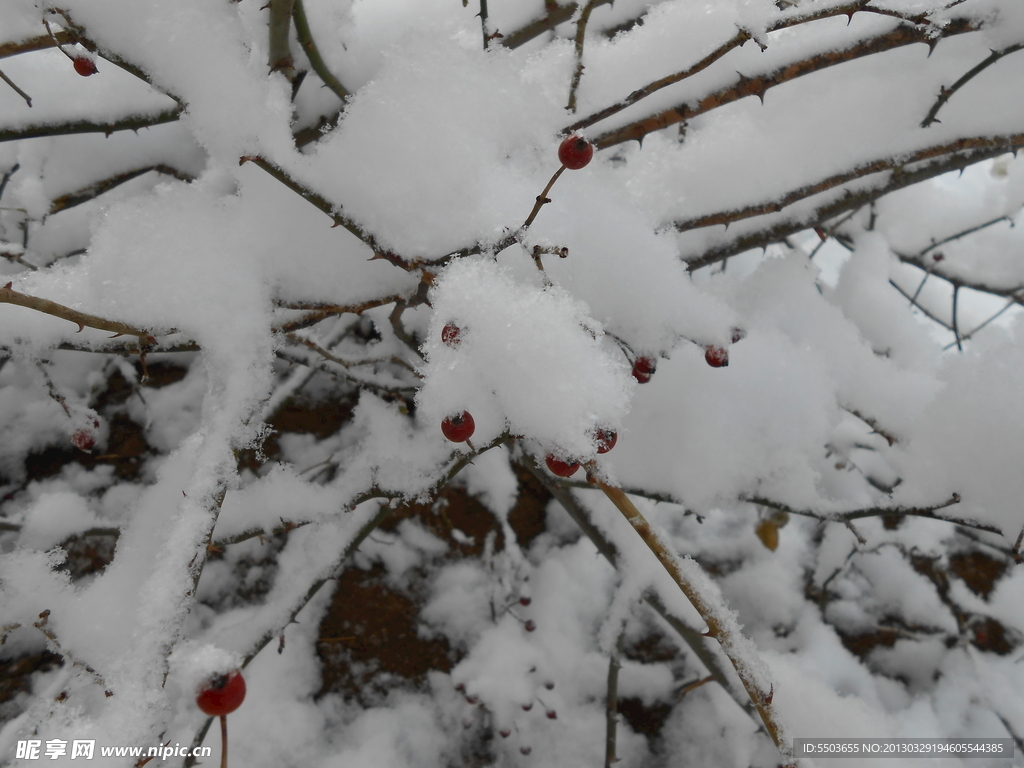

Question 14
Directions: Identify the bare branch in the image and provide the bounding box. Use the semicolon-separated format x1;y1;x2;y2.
684;135;1024;271
567;1;601;114
922;42;1024;127
0;107;183;144
49;164;194;215
745;493;1000;534
0;67;32;107
674;136;1024;235
0;283;157;339
499;1;613;51
592;17;977;150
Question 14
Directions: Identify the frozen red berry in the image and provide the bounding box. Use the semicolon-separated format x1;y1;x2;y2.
441;323;462;347
545;454;579;478
196;669;246;717
441;411;475;442
632;356;656;383
524;620;537;632
704;346;729;368
520;746;532;755
499;729;511;738
595;428;617;454
730;327;746;344
557;135;594;170
522;703;533;711
72;56;97;77
71;429;96;452
546;710;557;720
518;596;531;606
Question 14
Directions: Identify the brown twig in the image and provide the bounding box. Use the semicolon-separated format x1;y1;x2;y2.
0;108;183;144
0;67;31;107
520;458;759;722
745;493;998;533
499;0;613;51
0;283;156;339
567;1;601;113
595;480;793;761
673;137;1024;235
591;17;976;150
240;156;412;269
922;43;1024;127
684;135;1024;271
49;165;194;215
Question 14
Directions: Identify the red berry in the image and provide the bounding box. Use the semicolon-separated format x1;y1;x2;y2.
557;135;594;170
544;454;579;478
730;326;746;344
441;323;462;347
519;596;531;606
522;703;533;711
441;411;475;442
632;356;656;383
704;346;729;368
594;428;617;454
544;681;554;690
520;747;532;755
524;620;537;632
196;670;246;717
546;710;557;720
466;694;479;704
72;57;98;77
500;729;511;738
71;429;96;452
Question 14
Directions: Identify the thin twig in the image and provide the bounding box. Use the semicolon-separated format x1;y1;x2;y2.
604;629;624;768
240;156;410;269
567;1;600;113
0;283;156;340
889;278;954;330
34;360;71;417
0;67;31;107
672;137;1024;235
49;165;194;215
943;296;1021;351
591;17;977;149
745;493;1000;534
685;137;1024;271
0;108;183;144
292;0;349;103
0;163;18;201
595;478;793;761
499;0;612;51
518;458;758;721
922;43;1024;127
951;285;962;351
522;166;566;230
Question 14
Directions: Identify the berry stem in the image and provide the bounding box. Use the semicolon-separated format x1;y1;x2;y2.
219;714;228;768
521;165;566;230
